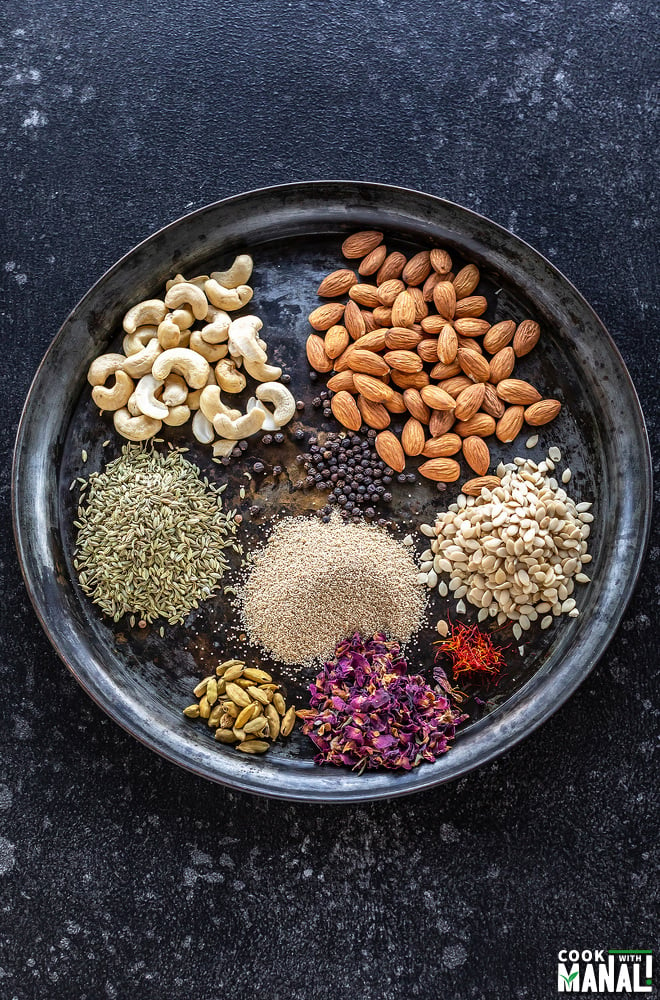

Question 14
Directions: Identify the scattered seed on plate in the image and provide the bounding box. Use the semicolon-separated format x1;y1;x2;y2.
525;435;539;449
562;468;572;483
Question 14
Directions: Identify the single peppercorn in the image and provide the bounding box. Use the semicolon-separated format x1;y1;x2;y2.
274;432;285;444
262;434;273;445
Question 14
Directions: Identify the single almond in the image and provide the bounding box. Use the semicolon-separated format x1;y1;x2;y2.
342;230;384;259
391;369;430;390
429;409;456;437
418;457;461;482
429;360;462;379
376;251;407;284
422;433;462;457
372;305;393;326
462;435;490;476
377;278;405;307
481;382;506;419
358;244;387;276
353;372;394;404
433;281;456;319
430;248;452;274
488;346;516;383
420;314;445;335
401;417;426;456
344;299;366;339
438;375;473;398
437;324;458;365
375;430;405;472
454;317;490;338
454;382;486;421
349;283;380;308
391;290;416;328
496;378;542;405
457;347;490;383
453;264;480;299
383;390;407;414
422;271;442;302
417;338;442;363
513;319;541;357
462;475;501;496
524;398;562;425
347;349;390;376
317;269;358;297
402;251;432;286
327;370;356;393
355;328;388;352
308;302;345;331
385;327;423;350
403;388;431;423
483;319;516;354
454;412;496;437
454;295;488;319
383;350;423;374
495;405;525;442
407;285;428;321
306;334;334;372
324;324;350;359
357;394;391;430
330;390;362;431
420;385;457;411
361;308;377;332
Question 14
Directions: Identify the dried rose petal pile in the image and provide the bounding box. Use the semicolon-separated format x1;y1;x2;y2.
297;632;467;771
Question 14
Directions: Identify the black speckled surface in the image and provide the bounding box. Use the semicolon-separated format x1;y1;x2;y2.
1;2;658;998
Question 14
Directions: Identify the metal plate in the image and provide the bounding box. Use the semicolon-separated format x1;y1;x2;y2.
12;181;652;802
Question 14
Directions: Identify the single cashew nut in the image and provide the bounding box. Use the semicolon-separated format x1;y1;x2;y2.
165;273;209;292
199;385;241;423
164;281;209;321
134;373;168;420
170;307;195;331
123;299;167;334
210;254;253;289
91;370;134;411
162;404;191;426
243;357;283;382
151;348;210;389
213;408;265;440
122;339;163;378
255;382;296;429
200;312;231;345
192;409;215;445
246;397;278;432
187;367;216;411
215;358;247;394
189;330;228;363
87;353;127;387
157;315;181;350
227;316;267;363
113;408;161;441
212;439;236;458
204;279;253;311
162;373;188;406
122;326;158;356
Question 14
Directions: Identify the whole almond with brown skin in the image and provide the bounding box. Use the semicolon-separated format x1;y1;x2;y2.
430;248;452;274
429;360;462;379
437;324;458;364
438;375;473;397
454;295;488;319
457;334;484;354
408;285;428;321
455;413;496;437
482;319;516;354
355;328;388;352
403;388;431;423
420;314;445;335
417;338;442;363
376;251;407;284
331;390;362;431
375;430;406;472
308;302;345;331
361;309;377;332
357;394;391;430
342;230;384;259
327;370;356;393
524;398;562;425
377;278;405;307
383;390;407;414
462;475;501;496
391;290;416;328
496;379;542;405
454;317;490;338
306;334;334;372
422;271;442;302
358;244;387;276
391;369;430;390
347;349;390;376
454;382;486;421
372;305;393;326
496;405;525;442
429;409;455;437
457;348;490;383
349;283;380;308
401;417;426;456
317;269;358;297
418;457;461;482
384;350;423;374
462;435;490;476
481;382;506;418
385;327;423;350
433;281;456;320
420;385;457;411
324;324;350;359
344;299;366;339
453;264;480;299
489;346;516;383
513;319;541;357
353;373;394;403
402;251;431;286
422;433;462;457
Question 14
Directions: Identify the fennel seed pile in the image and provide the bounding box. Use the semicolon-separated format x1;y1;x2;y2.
73;444;239;624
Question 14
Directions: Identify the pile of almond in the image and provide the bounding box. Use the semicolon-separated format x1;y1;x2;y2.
305;230;561;490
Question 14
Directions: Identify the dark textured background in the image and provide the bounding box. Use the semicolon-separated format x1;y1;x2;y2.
1;2;658;998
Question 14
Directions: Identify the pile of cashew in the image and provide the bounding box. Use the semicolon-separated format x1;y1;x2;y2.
86;256;296;451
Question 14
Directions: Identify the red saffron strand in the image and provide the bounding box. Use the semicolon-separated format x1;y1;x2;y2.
434;620;506;686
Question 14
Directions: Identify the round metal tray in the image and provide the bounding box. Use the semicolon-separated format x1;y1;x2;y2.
12;181;652;802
